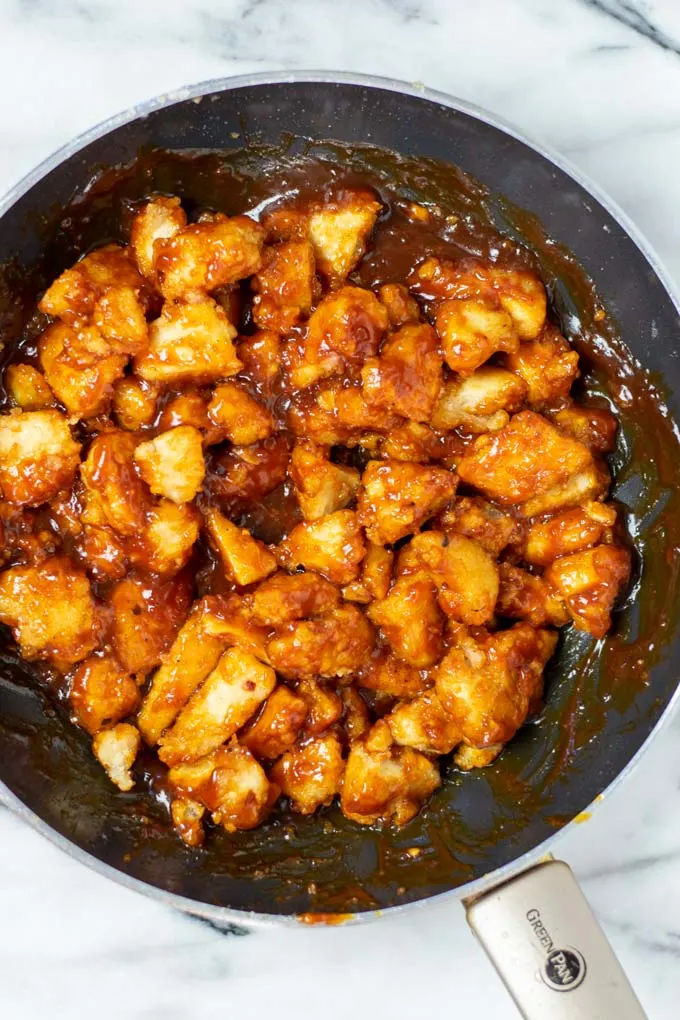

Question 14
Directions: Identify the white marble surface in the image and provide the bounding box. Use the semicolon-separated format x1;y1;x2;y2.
1;0;680;1017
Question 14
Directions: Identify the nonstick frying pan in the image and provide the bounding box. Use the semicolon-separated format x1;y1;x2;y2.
1;72;680;1019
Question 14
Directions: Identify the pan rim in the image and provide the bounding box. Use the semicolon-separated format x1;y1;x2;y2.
1;68;679;927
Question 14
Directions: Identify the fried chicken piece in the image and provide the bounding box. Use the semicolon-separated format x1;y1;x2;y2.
378;282;421;327
39;322;127;420
367;576;443;668
431;366;527;433
112;376;159;430
169;744;276;831
340;733;440;826
130;197;187;281
268;603;374;679
69;654;140;735
252;240;315;331
505;326;579;406
552;405;618;454
435;622;557;747
134;298;241;385
308;190;381;284
277;509;365;585
357;459;457;545
399;530;499;626
158;647;276;766
203;506;277;586
296;678;343;736
137;599;228;745
270;733;345;814
0;409;80;506
240;685;309;759
134;426;205;504
358;651;431;698
340;686;371;742
543;544;631;637
236;330;281;391
154;215;264;300
131;500;200;575
250;570;340;625
362;322;442;422
454;743;504;770
435;496;519;556
289;439;360;522
207;382;274;446
457;410;595;513
386;690;461;754
289;286;388;389
0;556;97;666
201;594;271;663
523;502;617;566
342;541;393;603
435;299;519;376
93;723;140;792
4;364;54;411
497;562;569;627
81;430;148;537
110;573;191;676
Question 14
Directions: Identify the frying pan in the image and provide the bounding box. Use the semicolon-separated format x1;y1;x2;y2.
1;72;680;1019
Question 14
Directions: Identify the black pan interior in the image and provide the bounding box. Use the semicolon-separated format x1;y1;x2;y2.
1;80;680;916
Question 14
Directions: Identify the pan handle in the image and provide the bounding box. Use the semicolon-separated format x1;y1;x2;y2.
465;858;647;1019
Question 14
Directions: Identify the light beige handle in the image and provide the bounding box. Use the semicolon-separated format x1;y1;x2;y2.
465;859;647;1019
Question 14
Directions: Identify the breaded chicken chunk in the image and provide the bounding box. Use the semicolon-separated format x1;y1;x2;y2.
39;244;151;329
134;299;241;385
158;647;276;766
203;506;277;586
137;599;228;745
250;570;340;625
457;410;595;514
277;509;366;585
267;604;374;679
270;733;345;814
435;622;557;747
289;439;360;522
505;326;579;407
236;330;281;391
341;734;440;826
132;500;200;575
134;426;205;504
378;282;421;328
367;576;443;668
240;685;309;759
207;382;274;446
357;460;457;545
69;654;140;735
4;364;54;411
544;543;631;637
289;286;388;389
154;215;264;300
435;299;517;376
523;502;617;566
112;376;159;431
358;652;431;698
497;562;569;627
435;496;518;557
110;573;191;676
431;366;527;433
93;723;141;792
39;323;127;420
0;409;80;506
552;405;618;455
296;678;343;736
81;430;148;537
130;196;187;281
386;690;461;755
252;240;315;331
308;190;381;284
0;556;97;665
362;322;442;422
169;744;276;831
342;541;393;603
398;530;499;626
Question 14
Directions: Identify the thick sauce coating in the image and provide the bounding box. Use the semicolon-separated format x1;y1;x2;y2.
0;171;631;846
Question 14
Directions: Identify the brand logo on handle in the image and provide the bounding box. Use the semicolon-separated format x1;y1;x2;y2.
526;909;587;992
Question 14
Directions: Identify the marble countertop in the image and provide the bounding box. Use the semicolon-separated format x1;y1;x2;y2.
2;0;680;1016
